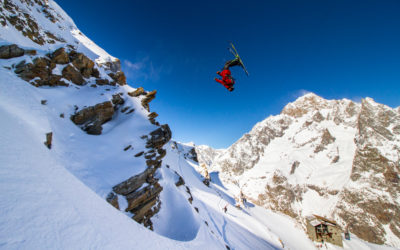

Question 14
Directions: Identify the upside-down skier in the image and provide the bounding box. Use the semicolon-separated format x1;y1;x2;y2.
215;43;249;92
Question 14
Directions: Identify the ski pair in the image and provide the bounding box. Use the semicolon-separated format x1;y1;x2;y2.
228;42;249;76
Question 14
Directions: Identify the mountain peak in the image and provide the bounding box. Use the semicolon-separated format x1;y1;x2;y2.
281;92;328;117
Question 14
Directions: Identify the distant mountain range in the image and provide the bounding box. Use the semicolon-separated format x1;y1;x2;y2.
196;93;400;246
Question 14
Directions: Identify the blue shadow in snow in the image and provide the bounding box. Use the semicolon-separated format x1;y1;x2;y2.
210;171;227;190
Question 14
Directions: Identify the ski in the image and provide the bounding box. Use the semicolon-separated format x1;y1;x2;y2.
229;42;249;76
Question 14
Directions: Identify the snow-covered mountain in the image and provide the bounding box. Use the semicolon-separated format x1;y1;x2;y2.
0;1;318;249
196;93;400;247
1;1;398;249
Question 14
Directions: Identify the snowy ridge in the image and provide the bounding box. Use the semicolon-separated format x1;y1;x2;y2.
0;1;310;249
197;93;400;248
0;0;115;63
1;1;399;249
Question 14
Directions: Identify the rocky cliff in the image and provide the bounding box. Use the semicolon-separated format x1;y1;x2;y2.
196;93;400;247
0;0;171;230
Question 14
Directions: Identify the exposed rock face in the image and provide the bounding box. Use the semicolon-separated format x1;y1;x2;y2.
128;87;146;97
290;161;300;174
108;71;126;85
1;0;67;45
44;132;53;149
141;90;157;111
125;183;163;212
216;116;292;176
146;124;172;149
62;64;84;85
0;44;24;59
112;124;171;229
2;0;173;236
70;101;114;135
111;93;125;106
148;112;159;125
184;148;198;162
69;51;96;78
50;47;69;64
333;98;400;244
113;167;158;196
99;59;121;73
196;93;400;247
14;57;68;87
314;128;336;153
106;192;120;210
175;176;185;187
12;48;107;87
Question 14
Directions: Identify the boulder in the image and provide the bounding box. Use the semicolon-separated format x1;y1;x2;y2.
111;93;125;106
131;197;158;223
69;51;95;78
156;148;167;161
70;101;114;135
106;192;120;210
25;49;37;56
108;71;126;85
134;151;144;157
141;90;157;111
99;59;121;72
14;57;68;87
62;65;84;85
51;47;69;64
146;124;172;149
112;167;157;196
0;44;24;59
128;87;146;97
125;183;163;212
148;112;158;119
44;132;52;149
95;79;110;85
175;176;185;187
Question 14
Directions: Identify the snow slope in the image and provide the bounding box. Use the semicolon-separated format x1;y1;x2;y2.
0;68;189;250
0;1;306;249
2;1;399;249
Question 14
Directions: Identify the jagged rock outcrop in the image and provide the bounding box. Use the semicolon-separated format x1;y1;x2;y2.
111;93;125;107
44;132;52;149
113;167;158;196
106;192;120;210
70;101;114;135
69;51;96;78
49;47;69;64
184;147;198;162
99;59;122;73
14;57;69;87
1;0;174;237
61;64;84;85
141;90;157;111
1;0;67;45
0;44;25;59
10;47;123;87
112;125;171;229
108;71;126;86
314;128;336;153
128;87;146;97
146;124;172;149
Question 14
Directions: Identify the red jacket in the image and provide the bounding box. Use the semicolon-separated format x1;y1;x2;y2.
215;69;234;89
219;69;233;84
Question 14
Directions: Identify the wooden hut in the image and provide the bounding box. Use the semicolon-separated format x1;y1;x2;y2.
306;215;343;247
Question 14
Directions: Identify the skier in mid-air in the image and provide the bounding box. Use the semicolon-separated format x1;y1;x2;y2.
215;42;249;92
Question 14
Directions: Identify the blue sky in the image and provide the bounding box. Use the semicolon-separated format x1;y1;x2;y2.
57;0;400;148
